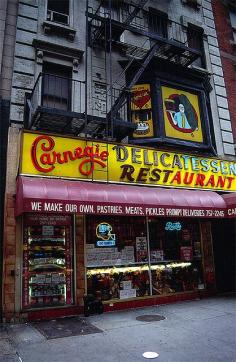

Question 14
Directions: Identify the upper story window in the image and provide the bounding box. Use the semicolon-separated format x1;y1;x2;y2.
148;9;168;38
42;62;72;111
47;0;69;26
99;0;120;21
187;26;205;68
229;9;236;44
181;0;201;9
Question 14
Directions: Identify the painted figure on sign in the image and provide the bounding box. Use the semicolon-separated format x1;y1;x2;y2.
174;103;191;129
165;94;198;134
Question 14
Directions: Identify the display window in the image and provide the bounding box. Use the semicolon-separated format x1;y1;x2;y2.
149;219;204;295
86;216;206;302
86;216;150;301
22;214;74;309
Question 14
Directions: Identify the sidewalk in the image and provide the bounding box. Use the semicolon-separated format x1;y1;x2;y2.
1;294;236;362
0;324;19;362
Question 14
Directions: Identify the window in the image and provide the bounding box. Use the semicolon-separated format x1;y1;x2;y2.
85;216;206;301
22;214;74;309
182;0;201;9
149;219;204;294
47;0;69;25
42;63;72;111
99;0;120;22
229;10;236;44
86;216;150;301
187;26;205;68
148;9;168;38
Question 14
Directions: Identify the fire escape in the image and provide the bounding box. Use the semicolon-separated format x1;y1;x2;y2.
24;0;202;141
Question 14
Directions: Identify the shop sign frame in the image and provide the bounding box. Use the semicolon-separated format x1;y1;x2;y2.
20;131;236;192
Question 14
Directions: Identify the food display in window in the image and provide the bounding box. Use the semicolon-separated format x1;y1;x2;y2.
87;267;150;301
86;216;205;301
22;214;73;309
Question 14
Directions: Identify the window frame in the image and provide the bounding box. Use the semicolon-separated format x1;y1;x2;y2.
187;24;206;69
46;0;70;26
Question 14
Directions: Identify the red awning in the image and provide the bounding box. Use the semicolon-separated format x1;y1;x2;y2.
222;193;236;217
16;176;228;218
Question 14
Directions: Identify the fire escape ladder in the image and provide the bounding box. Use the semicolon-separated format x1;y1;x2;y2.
123;0;148;26
107;41;160;126
89;0;148;45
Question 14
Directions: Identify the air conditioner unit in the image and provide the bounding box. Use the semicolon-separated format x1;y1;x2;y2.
47;10;69;26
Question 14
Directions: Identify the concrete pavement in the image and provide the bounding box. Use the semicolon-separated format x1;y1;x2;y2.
0;294;236;362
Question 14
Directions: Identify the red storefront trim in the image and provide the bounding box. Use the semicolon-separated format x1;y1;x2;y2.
27;290;215;321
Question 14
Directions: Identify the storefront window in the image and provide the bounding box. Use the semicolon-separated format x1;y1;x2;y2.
149;219;204;295
86;216;150;301
86;216;205;302
22;214;74;309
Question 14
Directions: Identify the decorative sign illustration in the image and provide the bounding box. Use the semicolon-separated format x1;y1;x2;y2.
96;222;116;246
131;84;154;138
162;86;204;143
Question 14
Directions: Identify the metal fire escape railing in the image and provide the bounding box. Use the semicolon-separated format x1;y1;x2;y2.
24;72;134;141
87;0;201;140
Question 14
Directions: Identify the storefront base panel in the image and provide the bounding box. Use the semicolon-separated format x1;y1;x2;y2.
22;290;215;322
103;290;215;313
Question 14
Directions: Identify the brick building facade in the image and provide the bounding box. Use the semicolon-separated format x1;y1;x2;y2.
212;0;236;151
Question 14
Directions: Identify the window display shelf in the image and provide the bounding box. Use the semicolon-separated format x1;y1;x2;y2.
30;294;64;297
29;246;66;250
27;271;66;275
87;261;148;268
29;244;65;248
28;237;65;239
29;282;66;286
29;267;66;272
87;261;192;275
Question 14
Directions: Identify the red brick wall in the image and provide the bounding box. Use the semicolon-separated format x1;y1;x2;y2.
212;0;236;141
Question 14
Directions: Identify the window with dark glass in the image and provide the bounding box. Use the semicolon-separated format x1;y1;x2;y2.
85;216;206;301
86;216;150;301
47;0;69;25
149;218;204;295
229;9;236;44
22;214;74;309
187;26;205;68
42;62;72;111
148;9;168;38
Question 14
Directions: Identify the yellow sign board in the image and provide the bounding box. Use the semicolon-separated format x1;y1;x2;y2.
20;132;236;191
131;84;154;138
162;86;204;143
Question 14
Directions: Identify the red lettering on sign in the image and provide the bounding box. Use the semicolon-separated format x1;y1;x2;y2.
31;135;108;176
